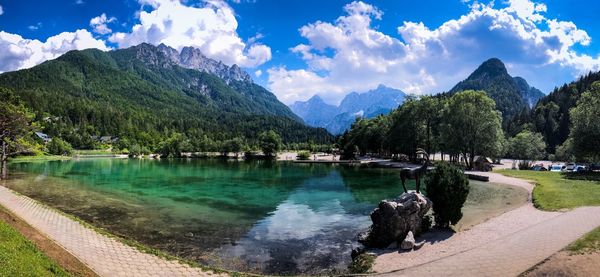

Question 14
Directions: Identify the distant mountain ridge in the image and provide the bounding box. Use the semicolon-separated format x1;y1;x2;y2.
0;43;331;147
449;58;545;122
290;85;406;134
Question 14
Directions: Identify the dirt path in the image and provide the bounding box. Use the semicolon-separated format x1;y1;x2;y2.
373;172;600;276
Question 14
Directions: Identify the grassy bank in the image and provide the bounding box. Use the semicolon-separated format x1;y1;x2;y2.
0;216;69;276
8;155;71;164
495;170;600;211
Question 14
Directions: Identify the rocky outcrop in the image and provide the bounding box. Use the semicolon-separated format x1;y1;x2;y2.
359;192;432;249
136;43;253;83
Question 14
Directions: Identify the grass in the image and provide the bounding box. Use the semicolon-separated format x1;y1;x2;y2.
567;226;600;254
495;170;600;211
73;149;113;156
0;217;69;276
8;155;71;164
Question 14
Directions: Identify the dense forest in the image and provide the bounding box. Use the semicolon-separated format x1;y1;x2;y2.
0;44;332;152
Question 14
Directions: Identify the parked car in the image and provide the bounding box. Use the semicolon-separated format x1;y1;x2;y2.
550;164;564;172
590;164;600;172
565;163;577;172
574;165;588;172
531;164;548;171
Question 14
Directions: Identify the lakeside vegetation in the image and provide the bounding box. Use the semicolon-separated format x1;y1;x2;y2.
0;210;69;276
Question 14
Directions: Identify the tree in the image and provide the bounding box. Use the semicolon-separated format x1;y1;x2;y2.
569;82;600;162
554;137;575;162
221;137;245;157
425;162;470;228
156;133;190;158
258;130;282;158
0;88;34;179
440;90;504;169
506;130;546;167
389;96;443;160
47;138;73;156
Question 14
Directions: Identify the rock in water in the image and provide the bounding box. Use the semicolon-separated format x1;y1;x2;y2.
359;192;432;248
400;231;415;250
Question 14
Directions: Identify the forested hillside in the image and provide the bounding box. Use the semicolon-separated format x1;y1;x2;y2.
0;44;332;150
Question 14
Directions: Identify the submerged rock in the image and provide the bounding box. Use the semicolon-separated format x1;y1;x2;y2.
359;191;432;249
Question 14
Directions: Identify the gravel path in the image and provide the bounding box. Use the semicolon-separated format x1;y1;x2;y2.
373;172;600;276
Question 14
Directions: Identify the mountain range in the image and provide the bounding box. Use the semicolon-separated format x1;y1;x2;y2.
0;43;331;148
449;58;545;122
289;85;406;134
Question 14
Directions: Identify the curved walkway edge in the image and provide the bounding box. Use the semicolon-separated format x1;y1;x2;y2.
374;172;600;277
0;185;223;277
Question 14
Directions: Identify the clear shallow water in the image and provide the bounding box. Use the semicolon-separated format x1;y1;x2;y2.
6;159;527;275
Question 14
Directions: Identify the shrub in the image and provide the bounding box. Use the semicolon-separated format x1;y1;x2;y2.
46;138;73;156
425;162;470;228
297;151;310;160
348;253;375;274
518;160;532;170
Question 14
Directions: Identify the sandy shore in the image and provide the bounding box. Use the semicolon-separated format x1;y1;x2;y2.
373;172;561;273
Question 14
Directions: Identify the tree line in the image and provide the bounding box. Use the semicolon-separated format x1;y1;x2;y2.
339;84;600;168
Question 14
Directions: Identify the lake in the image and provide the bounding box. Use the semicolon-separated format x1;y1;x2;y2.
5;159;527;275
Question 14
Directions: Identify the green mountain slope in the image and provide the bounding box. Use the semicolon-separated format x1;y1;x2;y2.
449;58;544;124
532;71;600;152
0;44;331;148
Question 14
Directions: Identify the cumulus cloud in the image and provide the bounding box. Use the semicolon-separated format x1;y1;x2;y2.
269;0;600;105
109;0;271;67
90;13;116;35
0;29;109;72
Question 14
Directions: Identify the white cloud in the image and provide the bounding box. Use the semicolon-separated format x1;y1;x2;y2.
109;0;271;67
90;13;116;35
0;29;109;72
254;69;262;77
269;0;600;105
0;5;3;16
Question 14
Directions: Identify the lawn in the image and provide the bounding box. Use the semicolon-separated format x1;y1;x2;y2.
0;218;69;276
495;170;600;211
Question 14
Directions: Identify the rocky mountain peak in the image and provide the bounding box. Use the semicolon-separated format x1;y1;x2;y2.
133;43;251;83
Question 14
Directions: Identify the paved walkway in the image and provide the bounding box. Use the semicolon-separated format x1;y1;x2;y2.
374;172;600;277
0;185;224;277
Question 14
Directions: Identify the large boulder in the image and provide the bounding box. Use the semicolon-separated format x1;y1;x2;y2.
359;191;432;248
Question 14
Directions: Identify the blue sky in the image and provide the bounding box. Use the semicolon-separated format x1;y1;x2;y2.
1;0;599;104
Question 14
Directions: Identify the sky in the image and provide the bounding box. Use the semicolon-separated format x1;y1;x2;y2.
1;0;600;105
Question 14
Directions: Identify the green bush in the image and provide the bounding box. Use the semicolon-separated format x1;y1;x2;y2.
425;162;470;228
348;253;375;274
297;151;311;160
46;138;73;156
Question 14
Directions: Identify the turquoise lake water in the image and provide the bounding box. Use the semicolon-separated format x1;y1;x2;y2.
6;158;527;275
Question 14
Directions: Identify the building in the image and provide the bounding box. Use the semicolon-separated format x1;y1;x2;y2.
34;132;52;143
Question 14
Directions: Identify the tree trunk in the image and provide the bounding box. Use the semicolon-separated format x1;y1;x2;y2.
1;140;7;180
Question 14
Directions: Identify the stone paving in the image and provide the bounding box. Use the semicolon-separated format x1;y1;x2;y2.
0;185;225;277
378;206;600;277
375;172;600;277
